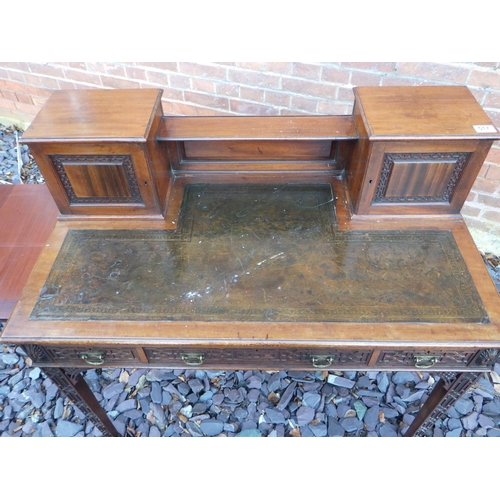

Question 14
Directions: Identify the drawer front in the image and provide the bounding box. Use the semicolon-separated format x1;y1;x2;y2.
376;349;478;370
144;347;373;370
43;346;140;367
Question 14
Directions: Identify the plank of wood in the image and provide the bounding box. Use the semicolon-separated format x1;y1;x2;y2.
0;184;59;320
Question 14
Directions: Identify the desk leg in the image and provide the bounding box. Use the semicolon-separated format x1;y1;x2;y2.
404;371;481;437
43;367;120;437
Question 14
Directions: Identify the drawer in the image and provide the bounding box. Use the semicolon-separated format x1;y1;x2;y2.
43;346;141;367
144;347;373;370
375;349;478;370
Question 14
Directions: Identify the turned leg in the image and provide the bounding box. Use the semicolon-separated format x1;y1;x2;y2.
404;371;482;437
43;367;120;437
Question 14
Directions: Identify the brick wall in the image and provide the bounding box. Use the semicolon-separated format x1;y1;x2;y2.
1;62;499;252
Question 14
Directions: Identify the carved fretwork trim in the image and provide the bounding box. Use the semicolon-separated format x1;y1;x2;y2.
476;349;500;367
374;152;470;203
23;344;52;363
49;154;143;204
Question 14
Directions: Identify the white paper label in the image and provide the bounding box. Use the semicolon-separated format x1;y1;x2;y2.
473;124;497;133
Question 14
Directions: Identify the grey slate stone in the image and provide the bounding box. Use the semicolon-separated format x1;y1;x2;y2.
102;382;125;400
391;372;416;385
296;406;315;426
478;414;494;428
276;381;297;411
302;392;321;409
55;420;83;437
379;423;398;437
115;399;136;413
327;417;345;437
454;397;474;415
462;411;479;430
364;405;380;430
340;417;364;433
265;408;286;424
328;375;355;389
200;419;224;436
236;429;262;437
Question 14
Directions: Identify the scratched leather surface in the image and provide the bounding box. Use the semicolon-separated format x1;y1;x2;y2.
31;184;488;323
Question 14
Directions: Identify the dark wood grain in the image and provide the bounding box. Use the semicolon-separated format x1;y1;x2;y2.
158;116;358;140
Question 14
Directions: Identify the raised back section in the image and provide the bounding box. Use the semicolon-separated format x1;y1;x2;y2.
157;116;358;175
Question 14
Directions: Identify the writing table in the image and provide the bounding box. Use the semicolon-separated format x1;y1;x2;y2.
2;86;500;437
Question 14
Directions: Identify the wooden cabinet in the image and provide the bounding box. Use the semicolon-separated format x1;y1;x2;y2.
21;89;169;218
346;86;499;216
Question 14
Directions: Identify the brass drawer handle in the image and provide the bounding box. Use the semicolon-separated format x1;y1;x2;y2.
413;355;439;369
180;353;205;366
310;355;334;369
80;351;105;366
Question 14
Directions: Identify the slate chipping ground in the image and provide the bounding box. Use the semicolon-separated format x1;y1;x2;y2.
1;122;500;437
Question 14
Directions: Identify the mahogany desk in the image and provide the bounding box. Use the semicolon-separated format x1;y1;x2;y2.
2;86;500;437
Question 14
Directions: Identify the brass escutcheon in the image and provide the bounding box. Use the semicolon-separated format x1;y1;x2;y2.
310;355;334;369
413;355;439;369
80;351;105;366
180;353;205;366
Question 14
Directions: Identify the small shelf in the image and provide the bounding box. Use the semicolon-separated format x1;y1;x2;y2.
157;115;358;141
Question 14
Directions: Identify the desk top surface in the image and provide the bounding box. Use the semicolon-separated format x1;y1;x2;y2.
3;182;500;348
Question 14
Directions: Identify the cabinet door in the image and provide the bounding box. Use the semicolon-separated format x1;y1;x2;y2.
29;142;161;217
353;140;492;216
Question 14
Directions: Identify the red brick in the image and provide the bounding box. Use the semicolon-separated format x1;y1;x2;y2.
100;76;139;89
184;91;229;110
340;62;397;73
228;69;280;89
179;63;226;80
67;62;87;70
292;63;321;80
237;62;265;71
14;101;40;115
484;109;500;129
321;67;350;84
15;93;33;105
473;63;499;69
381;75;420;86
469;88;487;106
396;62;469;84
190;77;215;94
125;66;147;81
478;193;500;208
486;164;500;180
0;62;30;72
317;101;349;115
145;71;170;86
28;63;65;79
7;70;26;83
486;147;500;164
350;71;382;86
158;87;184;101
162;100;196;116
240;86;265;103
483;91;500;109
460;205;481;218
192;106;233;117
265;90;290;107
482;210;500;223
139;62;178;72
64;69;102;86
280;109;311;116
282;77;337;99
229;99;277;115
24;73;60;90
1;89;17;101
4;80;39;95
86;62;126;77
215;83;239;97
291;95;318;113
57;80;76;90
264;62;293;74
468;69;500;91
472;177;500;193
0;97;16;110
337;86;355;102
169;74;190;88
467;191;477;202
0;69;8;81
477;164;489;178
213;62;237;67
